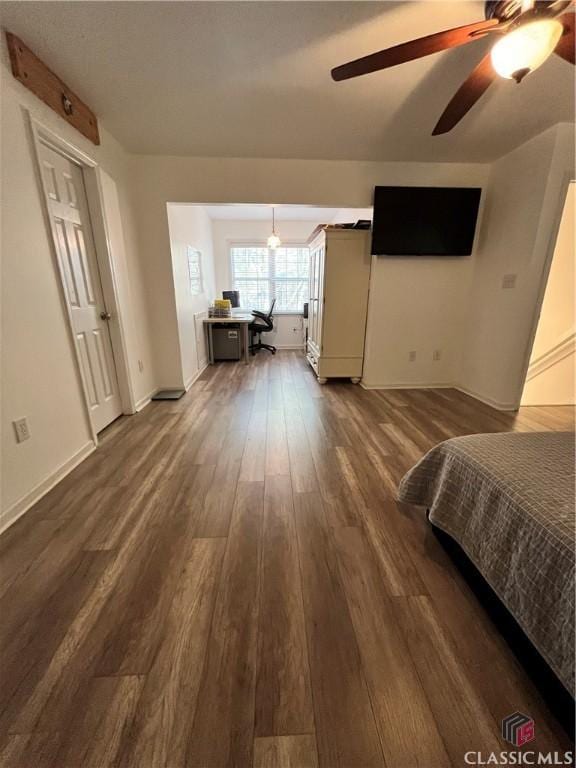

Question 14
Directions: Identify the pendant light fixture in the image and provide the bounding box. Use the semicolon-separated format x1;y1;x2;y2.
267;206;281;249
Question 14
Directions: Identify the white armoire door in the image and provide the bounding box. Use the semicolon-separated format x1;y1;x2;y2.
308;241;324;352
308;247;317;347
39;142;122;433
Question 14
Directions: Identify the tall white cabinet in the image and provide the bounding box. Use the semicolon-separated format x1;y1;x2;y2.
306;226;371;384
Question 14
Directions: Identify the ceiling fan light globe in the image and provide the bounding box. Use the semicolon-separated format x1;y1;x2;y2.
490;19;563;79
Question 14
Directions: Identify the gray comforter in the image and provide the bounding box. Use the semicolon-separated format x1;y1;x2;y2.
398;431;575;695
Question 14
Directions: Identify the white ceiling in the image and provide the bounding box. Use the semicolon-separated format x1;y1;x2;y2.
1;1;574;162
199;204;364;221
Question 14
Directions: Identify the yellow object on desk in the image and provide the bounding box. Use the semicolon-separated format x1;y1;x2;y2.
214;299;232;309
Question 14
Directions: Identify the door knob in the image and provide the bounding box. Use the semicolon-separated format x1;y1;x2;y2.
100;311;111;321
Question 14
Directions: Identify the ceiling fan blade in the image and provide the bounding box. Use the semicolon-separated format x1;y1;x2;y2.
331;18;499;81
432;52;496;135
555;12;575;63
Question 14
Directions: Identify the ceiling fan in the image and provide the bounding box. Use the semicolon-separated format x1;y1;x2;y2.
331;0;575;135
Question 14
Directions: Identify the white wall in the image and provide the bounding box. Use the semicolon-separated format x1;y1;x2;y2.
363;255;474;388
459;123;575;409
330;208;373;224
166;204;215;388
521;182;575;406
130;156;489;386
1;40;154;526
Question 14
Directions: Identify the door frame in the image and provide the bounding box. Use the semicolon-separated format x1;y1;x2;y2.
28;113;137;443
515;172;574;409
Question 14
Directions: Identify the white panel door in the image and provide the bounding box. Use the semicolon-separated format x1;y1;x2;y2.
39;142;122;433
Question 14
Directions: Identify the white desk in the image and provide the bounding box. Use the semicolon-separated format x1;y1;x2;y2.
204;315;252;365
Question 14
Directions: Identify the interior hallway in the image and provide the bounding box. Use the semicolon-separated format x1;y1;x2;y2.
0;351;573;767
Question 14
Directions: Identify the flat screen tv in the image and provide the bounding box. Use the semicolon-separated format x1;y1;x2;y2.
371;186;481;256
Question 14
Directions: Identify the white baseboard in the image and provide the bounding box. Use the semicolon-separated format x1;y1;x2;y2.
360;381;453;391
454;385;518;412
134;387;157;412
521;399;576;407
185;363;209;391
0;440;97;535
359;380;518;412
275;344;305;350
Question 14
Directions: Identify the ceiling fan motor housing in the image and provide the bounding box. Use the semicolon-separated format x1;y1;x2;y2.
485;0;559;20
486;1;523;21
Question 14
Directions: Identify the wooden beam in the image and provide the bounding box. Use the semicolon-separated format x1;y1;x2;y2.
6;31;100;145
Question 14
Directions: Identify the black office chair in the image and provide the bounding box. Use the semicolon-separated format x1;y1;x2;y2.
249;299;276;355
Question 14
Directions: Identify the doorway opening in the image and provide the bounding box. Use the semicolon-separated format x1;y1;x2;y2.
521;181;575;406
165;203;372;389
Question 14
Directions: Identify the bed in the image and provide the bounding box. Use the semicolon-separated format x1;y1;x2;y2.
397;431;575;697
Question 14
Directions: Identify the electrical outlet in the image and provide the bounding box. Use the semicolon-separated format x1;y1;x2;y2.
502;273;517;289
433;350;442;361
138;359;144;373
408;351;417;362
13;417;30;443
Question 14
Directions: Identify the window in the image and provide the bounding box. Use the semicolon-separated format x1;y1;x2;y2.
229;244;309;313
187;247;203;295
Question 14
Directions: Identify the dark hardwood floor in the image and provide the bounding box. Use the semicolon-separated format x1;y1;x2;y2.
1;351;574;767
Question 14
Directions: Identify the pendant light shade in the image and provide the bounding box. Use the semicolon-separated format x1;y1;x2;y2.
267;207;281;249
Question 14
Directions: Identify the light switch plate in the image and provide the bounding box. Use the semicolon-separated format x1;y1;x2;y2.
13;417;30;443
